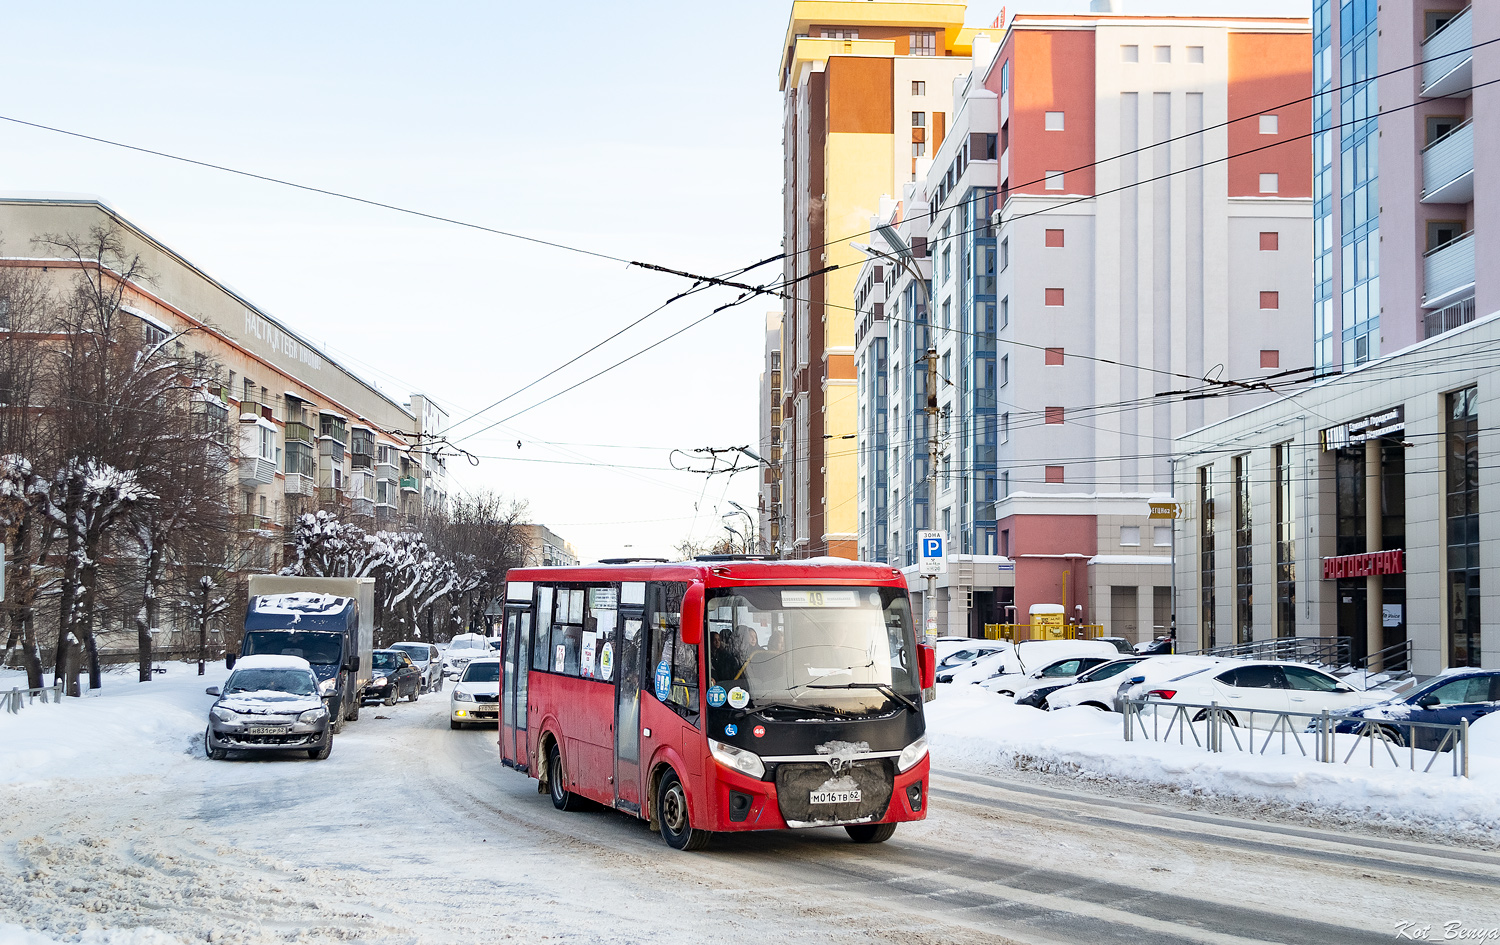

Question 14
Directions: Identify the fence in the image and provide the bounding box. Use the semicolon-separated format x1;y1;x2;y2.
1179;635;1351;668
984;623;1106;642
3;681;66;714
1122;697;1470;778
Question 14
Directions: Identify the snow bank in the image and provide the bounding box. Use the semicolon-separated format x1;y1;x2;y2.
0;924;187;945
926;685;1500;835
0;663;230;785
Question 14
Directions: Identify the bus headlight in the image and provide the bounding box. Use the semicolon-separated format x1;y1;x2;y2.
896;735;929;773
708;738;765;779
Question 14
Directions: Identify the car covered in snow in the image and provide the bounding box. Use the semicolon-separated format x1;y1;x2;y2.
977;640;1124;697
1331;668;1500;750
937;641;1009;671
1137;659;1367;728
204;655;333;760
391;641;443;693
1045;655;1227;712
450;657;501;729
442;633;493;677
1013;655;1147;709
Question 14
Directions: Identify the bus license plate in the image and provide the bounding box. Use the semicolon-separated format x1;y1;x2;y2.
810;789;861;805
246;725;286;735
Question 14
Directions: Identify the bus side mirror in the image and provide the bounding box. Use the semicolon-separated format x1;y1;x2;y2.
680;583;704;646
919;645;936;690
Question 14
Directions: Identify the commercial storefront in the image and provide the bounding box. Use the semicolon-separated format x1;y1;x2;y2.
1173;312;1499;676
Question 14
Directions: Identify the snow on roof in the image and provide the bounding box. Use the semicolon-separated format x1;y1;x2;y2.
121;304;172;335
251;593;352;616
233;654;313;671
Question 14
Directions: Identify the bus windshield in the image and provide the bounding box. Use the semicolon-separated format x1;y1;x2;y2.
705;585;918;715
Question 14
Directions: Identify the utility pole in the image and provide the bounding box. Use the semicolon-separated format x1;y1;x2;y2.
924;345;940;655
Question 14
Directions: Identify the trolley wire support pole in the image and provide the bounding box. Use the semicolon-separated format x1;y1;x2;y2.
923;344;940;702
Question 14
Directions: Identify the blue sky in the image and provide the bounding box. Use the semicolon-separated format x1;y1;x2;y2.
0;0;1309;559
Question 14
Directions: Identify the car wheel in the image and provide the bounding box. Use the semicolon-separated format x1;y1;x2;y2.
1363;724;1406;748
1193;708;1241;727
548;742;584;812
308;736;333;760
204;727;228;761
347;700;360;723
330;712;344;735
383;689;397;707
845;823;897;844
998;690;1014;698
657;768;710;850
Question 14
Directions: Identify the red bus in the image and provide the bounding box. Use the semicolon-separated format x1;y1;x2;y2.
496;557;936;850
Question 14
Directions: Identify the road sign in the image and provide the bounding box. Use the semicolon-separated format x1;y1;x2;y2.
1148;502;1182;520
918;530;945;575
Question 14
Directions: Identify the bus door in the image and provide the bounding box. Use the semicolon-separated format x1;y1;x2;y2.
613;581;647;812
500;584;534;770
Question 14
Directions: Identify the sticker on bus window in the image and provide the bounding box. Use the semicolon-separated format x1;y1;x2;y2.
580;636;596;678
654;659;672;701
555;644;566;673
780;590;859;608
707;685;727;708
600;643;613;680
727;687;750;710
724;723;738;736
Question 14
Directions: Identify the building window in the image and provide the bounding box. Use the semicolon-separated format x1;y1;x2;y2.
1045;466;1065;484
1045;111;1065;131
1000;60;1010;94
1000;529;1010;556
1154;45;1171;63
1000;237;1009;270
1045;288;1065;307
1000;412;1009;443
1044;171;1064;190
1199;465;1217;648
1260;291;1280;310
1261;350;1280;369
821;28;859;39
1000;296;1009;327
1187;45;1204;63
1154;526;1172;547
1274;442;1296;639
1259;173;1279;194
913;141;926;158
942;248;952;283
1045;406;1064;425
1447;386;1480;667
912;80;926;96
1121;526;1141;546
1045;228;1064;248
1428;221;1464;251
999;355;1009;386
1045;347;1064;366
1259;114;1279;135
1233;455;1253;645
910;30;935;56
912;111;926;128
1001;471;1010;496
1121;45;1139;62
1260;231;1280;251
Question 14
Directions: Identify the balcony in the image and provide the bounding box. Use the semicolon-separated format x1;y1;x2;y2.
282;473;314;497
352;497;375;518
284;421;314;444
399;476;420;493
350;452;373;470
1423;231;1476;309
239;400;269;421
375;459;400;480
1422;119;1473;204
237;456;276;487
237;514;275;533
1424;296;1477;339
319;439;345;463
1421;6;1472;99
318;487;349;506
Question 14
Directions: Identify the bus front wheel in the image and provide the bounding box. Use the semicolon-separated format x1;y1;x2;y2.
657;769;711;851
845;823;897;844
548;742;584;812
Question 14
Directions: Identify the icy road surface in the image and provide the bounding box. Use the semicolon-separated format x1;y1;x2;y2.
2;669;1499;944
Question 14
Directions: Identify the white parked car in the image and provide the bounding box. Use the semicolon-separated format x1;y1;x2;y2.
392;641;443;693
1012;656;1148;708
979;640;1124;696
937;641;1010;670
442;633;493;678
1045;655;1225;712
450;657;501;729
1137;659;1368;728
935;646;1013;685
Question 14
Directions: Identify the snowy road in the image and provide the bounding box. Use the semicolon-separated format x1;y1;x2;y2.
4;683;1500;945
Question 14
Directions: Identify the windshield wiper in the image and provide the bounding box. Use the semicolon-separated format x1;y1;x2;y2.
748;700;847;720
808;682;921;714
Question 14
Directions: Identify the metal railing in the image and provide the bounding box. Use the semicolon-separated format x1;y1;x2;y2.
1421;118;1473;202
984;623;1105;642
3;681;66;713
1122;698;1470;777
1181;635;1351;667
1423;296;1476;339
1421;5;1472;95
1424;231;1476;308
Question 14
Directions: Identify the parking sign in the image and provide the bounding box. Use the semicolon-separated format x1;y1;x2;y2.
918;530;945;575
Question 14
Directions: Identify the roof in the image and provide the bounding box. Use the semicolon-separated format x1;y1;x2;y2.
232;655;314;672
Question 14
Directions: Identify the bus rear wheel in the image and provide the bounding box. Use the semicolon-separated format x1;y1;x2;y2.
548;742;584;812
845;823;897;844
657;769;711;851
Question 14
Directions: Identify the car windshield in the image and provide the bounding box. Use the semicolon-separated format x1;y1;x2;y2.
372;652;403;670
462;662;500;683
450;638;488;652
225;668;317;695
392;646;426;661
242;631;343;665
706;585;918;714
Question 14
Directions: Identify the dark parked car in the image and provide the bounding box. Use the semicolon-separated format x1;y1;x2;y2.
1335;669;1500;750
205;655;332;760
363;649;422;705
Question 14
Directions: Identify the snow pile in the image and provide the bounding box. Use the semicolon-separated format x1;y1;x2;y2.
0;663;230;785
0;925;187;945
926;685;1500;834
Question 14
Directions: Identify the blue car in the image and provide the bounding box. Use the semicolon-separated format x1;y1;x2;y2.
1335;669;1500;750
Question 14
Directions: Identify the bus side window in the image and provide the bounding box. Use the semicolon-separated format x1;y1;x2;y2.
647;581;698;723
550;588;584;674
533;585;555;672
